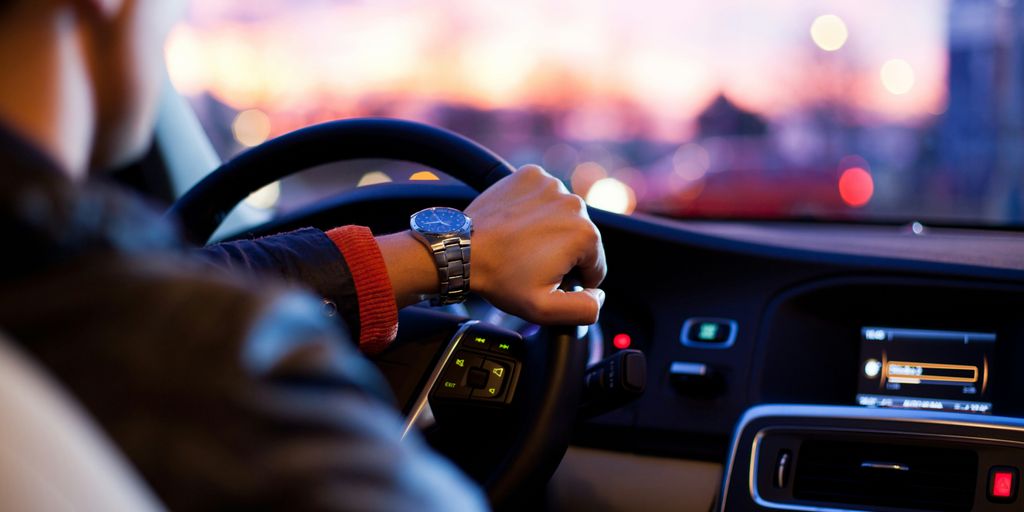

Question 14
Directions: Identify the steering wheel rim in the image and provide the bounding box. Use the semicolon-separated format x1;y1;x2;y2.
170;118;515;245
167;118;588;508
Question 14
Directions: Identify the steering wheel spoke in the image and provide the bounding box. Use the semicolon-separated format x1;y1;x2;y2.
403;321;526;438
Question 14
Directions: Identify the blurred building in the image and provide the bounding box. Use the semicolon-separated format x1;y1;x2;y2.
940;0;1024;222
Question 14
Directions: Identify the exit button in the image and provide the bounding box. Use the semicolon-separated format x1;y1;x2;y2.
989;466;1019;503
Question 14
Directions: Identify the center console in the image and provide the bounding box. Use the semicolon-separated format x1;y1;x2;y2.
720;405;1024;511
717;276;1024;510
752;277;1024;418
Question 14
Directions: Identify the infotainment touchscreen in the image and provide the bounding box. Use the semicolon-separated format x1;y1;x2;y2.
856;326;994;414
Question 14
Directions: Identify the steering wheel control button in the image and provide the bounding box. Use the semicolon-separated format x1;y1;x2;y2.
681;318;738;349
434;374;471;399
433;351;485;399
471;360;510;400
466;367;490;389
466;334;492;351
988;466;1019;503
489;338;521;357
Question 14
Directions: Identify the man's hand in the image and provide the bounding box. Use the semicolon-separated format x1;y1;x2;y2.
465;165;606;325
378;165;606;325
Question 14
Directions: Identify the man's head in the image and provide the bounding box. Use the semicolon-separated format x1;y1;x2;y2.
0;0;186;176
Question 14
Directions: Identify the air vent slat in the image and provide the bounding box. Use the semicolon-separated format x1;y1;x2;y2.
792;440;977;511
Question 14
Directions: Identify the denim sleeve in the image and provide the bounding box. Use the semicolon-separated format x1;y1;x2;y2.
194;228;361;338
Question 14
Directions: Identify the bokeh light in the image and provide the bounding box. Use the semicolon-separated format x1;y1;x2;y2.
410;171;441;181
668;172;706;204
810;14;849;52
672;143;711;181
542;144;580;177
165;26;205;95
585;177;637;215
357;171;392;187
232;109;272;147
612;167;649;203
880;59;916;95
170;0;976;225
244;181;281;209
613;333;632;350
169;0;947;134
570;162;609;197
838;167;874;207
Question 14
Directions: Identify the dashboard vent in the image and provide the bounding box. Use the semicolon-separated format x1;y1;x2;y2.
792;439;977;511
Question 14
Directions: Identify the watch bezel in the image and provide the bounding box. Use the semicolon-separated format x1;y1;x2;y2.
409;207;472;237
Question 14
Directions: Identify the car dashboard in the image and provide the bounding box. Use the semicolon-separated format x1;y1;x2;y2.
246;183;1024;511
587;211;1024;511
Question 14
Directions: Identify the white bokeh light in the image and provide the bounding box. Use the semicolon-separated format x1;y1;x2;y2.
810;14;848;52
585;178;636;214
244;181;281;209
357;171;393;187
232;109;272;147
880;59;915;95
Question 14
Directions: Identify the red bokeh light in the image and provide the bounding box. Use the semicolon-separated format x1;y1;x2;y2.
612;333;632;350
838;167;874;207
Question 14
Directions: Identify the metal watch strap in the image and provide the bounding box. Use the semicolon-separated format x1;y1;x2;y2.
430;237;471;305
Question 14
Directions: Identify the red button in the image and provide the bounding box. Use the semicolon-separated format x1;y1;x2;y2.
612;333;632;350
994;472;1014;497
989;467;1018;502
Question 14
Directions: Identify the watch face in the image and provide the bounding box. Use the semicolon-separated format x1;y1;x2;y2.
411;207;469;235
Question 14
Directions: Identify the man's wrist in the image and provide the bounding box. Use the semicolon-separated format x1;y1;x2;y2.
377;230;441;308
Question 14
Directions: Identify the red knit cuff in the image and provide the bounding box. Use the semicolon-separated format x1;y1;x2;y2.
326;226;398;354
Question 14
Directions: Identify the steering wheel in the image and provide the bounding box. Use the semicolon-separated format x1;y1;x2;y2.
168;118;588;509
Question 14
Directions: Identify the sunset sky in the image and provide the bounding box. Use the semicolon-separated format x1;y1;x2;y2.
167;0;950;141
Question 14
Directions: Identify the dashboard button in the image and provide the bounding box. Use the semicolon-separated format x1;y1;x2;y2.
989;466;1018;503
681;318;738;349
669;361;725;399
689;321;730;342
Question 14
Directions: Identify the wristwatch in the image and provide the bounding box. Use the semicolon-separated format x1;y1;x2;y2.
409;207;473;306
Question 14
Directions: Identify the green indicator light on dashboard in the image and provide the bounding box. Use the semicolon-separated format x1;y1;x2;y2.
698;323;719;341
444;381;456;389
498;343;510;351
474;337;486;344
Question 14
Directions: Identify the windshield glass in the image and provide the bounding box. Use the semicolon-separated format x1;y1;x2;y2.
170;0;1017;226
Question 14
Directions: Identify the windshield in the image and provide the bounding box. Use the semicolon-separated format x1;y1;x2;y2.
170;0;1017;226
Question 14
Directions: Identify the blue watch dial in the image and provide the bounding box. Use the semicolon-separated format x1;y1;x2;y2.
412;207;468;235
